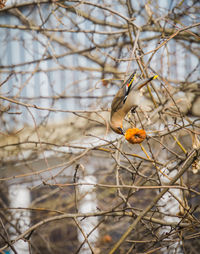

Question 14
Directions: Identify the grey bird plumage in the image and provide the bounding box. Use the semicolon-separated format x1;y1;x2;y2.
110;72;158;135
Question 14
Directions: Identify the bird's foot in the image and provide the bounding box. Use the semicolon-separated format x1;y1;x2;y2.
131;106;137;114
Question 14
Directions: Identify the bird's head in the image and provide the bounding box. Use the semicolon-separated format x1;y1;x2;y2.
109;121;124;135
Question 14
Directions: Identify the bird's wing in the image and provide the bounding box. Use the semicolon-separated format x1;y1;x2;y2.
122;71;137;104
110;86;126;116
111;71;137;116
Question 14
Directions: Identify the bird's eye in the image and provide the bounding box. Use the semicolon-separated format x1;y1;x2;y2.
117;127;124;135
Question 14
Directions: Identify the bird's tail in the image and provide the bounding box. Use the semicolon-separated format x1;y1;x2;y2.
136;74;158;90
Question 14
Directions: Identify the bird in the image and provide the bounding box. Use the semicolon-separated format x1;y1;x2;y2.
109;72;158;135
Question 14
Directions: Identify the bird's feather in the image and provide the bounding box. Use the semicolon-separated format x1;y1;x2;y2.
110;87;126;116
111;71;137;115
123;71;137;104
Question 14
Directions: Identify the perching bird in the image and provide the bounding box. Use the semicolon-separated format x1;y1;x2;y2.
109;72;158;135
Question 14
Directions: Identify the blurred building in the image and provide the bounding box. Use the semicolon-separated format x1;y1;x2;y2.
0;1;199;253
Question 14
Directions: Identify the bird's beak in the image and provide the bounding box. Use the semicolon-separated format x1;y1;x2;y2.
118;127;124;135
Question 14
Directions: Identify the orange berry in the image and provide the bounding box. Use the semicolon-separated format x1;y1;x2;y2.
102;234;112;243
125;128;146;144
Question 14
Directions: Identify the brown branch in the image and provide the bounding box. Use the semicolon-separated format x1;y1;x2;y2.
0;95;107;113
109;148;199;254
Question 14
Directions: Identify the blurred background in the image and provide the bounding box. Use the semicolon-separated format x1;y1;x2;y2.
0;0;200;253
